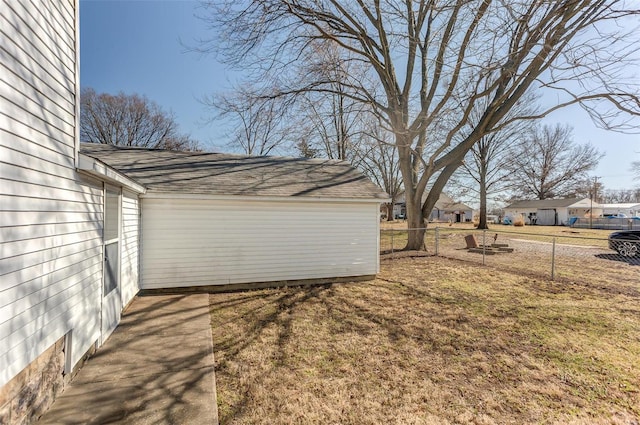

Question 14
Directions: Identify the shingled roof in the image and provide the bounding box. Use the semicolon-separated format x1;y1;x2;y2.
80;143;388;200
505;198;588;209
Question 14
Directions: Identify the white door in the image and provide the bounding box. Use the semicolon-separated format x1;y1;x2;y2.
102;185;122;342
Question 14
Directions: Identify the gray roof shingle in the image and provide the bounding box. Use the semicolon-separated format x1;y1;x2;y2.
80;143;388;200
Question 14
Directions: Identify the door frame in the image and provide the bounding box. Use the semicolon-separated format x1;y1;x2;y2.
101;183;122;344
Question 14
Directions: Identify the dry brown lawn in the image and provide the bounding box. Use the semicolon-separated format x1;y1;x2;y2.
210;257;640;424
380;221;614;249
380;220;615;238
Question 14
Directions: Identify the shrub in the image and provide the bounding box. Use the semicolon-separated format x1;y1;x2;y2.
513;214;525;226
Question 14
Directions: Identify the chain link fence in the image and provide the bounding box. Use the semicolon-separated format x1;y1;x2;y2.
571;217;640;230
381;227;640;286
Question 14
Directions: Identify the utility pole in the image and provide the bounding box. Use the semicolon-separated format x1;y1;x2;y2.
590;176;599;229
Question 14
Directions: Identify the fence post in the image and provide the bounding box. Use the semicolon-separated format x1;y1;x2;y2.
551;237;556;280
482;229;486;266
435;227;439;256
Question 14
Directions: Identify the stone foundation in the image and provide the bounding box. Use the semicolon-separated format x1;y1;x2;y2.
0;338;66;425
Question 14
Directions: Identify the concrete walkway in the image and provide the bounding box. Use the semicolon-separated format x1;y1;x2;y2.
38;294;218;425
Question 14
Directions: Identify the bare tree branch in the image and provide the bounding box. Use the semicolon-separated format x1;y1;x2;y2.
508;123;604;200
199;0;640;249
80;88;200;151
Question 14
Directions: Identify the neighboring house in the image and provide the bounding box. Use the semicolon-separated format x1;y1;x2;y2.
0;2;387;422
393;192;474;222
486;214;501;224
601;203;640;218
80;143;388;291
504;198;603;226
428;193;474;223
392;202;404;219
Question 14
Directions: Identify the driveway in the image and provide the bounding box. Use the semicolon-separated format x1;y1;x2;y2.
37;294;218;425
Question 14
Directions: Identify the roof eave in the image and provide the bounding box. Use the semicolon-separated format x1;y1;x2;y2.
140;191;389;203
78;153;146;194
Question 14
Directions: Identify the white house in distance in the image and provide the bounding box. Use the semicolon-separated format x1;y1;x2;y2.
428;193;474;223
0;1;387;422
504;198;603;226
601;203;640;218
393;192;474;222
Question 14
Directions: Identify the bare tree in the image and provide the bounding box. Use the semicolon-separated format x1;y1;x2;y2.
201;1;640;249
80;87;199;151
206;85;292;156
508;124;603;200
450;95;537;229
571;177;605;202
290;42;372;162
294;98;401;216
355;121;403;221
455;135;519;229
601;188;640;203
296;139;320;158
293;90;365;162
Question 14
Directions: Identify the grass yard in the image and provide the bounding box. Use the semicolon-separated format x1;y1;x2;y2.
380;221;614;252
210;257;640;424
380;221;615;239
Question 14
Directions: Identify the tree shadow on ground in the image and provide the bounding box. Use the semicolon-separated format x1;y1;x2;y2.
38;294;217;425
208;284;333;421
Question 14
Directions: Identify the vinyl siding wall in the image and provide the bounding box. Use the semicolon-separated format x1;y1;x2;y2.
0;0;106;387
141;197;380;289
504;208;537;224
120;190;140;305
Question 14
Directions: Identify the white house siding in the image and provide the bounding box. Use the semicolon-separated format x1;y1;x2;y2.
429;209;473;223
120;190;140;306
0;0;105;387
141;197;380;289
537;209;559;226
558;209;570;226
602;204;640;217
504;208;537;224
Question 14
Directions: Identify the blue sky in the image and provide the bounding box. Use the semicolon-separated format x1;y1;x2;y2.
80;0;231;148
80;0;639;191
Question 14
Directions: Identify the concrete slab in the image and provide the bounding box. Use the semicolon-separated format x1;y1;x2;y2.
37;294;218;425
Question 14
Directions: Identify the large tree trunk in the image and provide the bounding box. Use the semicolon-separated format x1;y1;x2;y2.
403;182;427;250
477;186;488;229
413;161;466;249
405;199;426;250
397;135;427;251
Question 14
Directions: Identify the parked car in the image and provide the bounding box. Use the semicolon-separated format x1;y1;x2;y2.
608;230;640;257
605;213;628;219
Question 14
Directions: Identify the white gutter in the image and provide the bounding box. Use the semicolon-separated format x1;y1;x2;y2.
141;191;390;204
77;153;146;194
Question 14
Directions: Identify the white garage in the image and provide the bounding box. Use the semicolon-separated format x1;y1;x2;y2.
80;143;388;290
504;198;603;226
